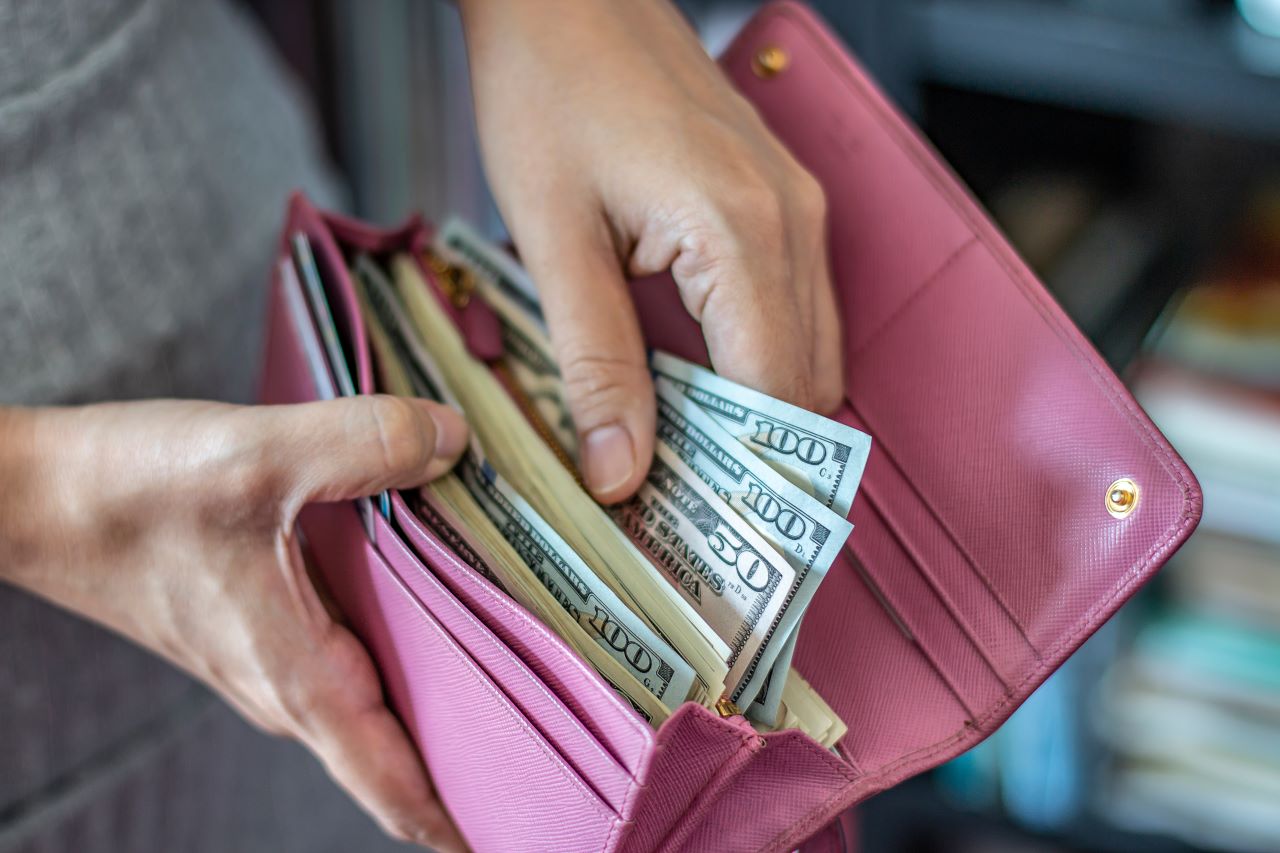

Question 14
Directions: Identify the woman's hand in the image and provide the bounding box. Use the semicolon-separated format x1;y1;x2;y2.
0;398;471;852
459;0;843;504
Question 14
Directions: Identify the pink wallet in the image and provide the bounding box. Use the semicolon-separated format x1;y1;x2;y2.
257;3;1203;851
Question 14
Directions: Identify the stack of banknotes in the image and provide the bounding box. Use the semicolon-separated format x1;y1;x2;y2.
289;218;871;748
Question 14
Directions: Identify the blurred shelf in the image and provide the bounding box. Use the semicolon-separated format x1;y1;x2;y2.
906;0;1280;140
859;776;1205;853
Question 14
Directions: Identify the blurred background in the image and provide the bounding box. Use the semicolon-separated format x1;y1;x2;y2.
243;1;1280;850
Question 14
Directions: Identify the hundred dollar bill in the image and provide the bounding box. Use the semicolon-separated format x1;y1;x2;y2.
746;624;799;724
418;477;669;725
653;378;852;708
650;351;872;518
353;255;462;411
431;229;578;458
391;254;731;702
612;443;797;697
456;451;698;710
355;254;684;721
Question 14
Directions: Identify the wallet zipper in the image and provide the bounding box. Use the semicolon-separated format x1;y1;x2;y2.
424;249;478;309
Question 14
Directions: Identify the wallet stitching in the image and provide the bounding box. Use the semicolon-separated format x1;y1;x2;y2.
773;0;1199;666
844;540;981;718
845;407;1039;656
374;543;622;830
381;520;640;810
745;7;1203;850
393;497;654;750
762;507;1200;853
854;488;1019;693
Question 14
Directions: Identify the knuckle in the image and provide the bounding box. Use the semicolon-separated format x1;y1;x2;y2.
273;676;324;733
367;396;433;476
794;168;827;224
728;176;786;236
557;346;648;427
198;413;285;527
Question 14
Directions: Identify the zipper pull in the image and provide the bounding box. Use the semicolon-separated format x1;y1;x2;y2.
425;251;478;309
420;248;503;361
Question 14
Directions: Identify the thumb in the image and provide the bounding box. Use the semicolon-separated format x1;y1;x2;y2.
520;215;654;504
257;396;469;504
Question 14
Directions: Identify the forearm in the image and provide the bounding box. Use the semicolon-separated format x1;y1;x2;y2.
0;403;156;632
0;405;52;586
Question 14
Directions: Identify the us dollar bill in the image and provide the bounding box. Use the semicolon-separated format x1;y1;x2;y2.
357;253;697;712
354;254;462;411
746;624;799;724
652;378;852;707
391;254;731;700
433;221;579;459
420;467;673;723
612;443;797;696
650;351;871;518
456;451;698;709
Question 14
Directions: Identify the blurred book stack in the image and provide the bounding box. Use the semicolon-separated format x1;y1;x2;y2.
1093;191;1280;852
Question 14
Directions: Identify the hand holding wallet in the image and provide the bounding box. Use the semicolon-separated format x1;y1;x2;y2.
258;4;1202;851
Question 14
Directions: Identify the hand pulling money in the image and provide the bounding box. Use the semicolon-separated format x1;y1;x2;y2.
336;218;871;748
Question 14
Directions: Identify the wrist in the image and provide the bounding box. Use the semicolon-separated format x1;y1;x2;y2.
0;406;50;583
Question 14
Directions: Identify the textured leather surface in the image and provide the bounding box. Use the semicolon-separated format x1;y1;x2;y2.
618;706;759;853
304;501;625;853
624;4;1203;848
257;4;1202;850
391;492;656;782
374;510;637;816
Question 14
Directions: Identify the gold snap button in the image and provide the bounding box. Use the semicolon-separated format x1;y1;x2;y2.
752;45;789;79
1106;478;1140;518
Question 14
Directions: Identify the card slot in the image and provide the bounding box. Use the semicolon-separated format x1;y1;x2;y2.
844;505;1004;716
283;194;374;395
301;502;625;853
845;240;1195;654
259;266;322;407
792;543;971;773
839;405;1038;685
371;509;640;818
391;492;656;780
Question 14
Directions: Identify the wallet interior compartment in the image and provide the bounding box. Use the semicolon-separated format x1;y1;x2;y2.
262;244;642;816
278;193;379;395
390;491;657;777
299;500;628;852
371;504;641;817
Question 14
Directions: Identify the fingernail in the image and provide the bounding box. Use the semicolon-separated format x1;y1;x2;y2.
424;403;469;460
582;424;635;498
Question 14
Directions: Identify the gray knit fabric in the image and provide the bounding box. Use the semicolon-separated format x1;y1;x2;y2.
0;0;340;405
0;1;408;850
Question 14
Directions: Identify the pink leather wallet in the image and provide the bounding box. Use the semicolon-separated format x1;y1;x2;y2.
258;3;1202;851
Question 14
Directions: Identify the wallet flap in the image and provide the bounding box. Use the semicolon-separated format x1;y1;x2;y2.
628;0;1202;790
282;193;378;395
